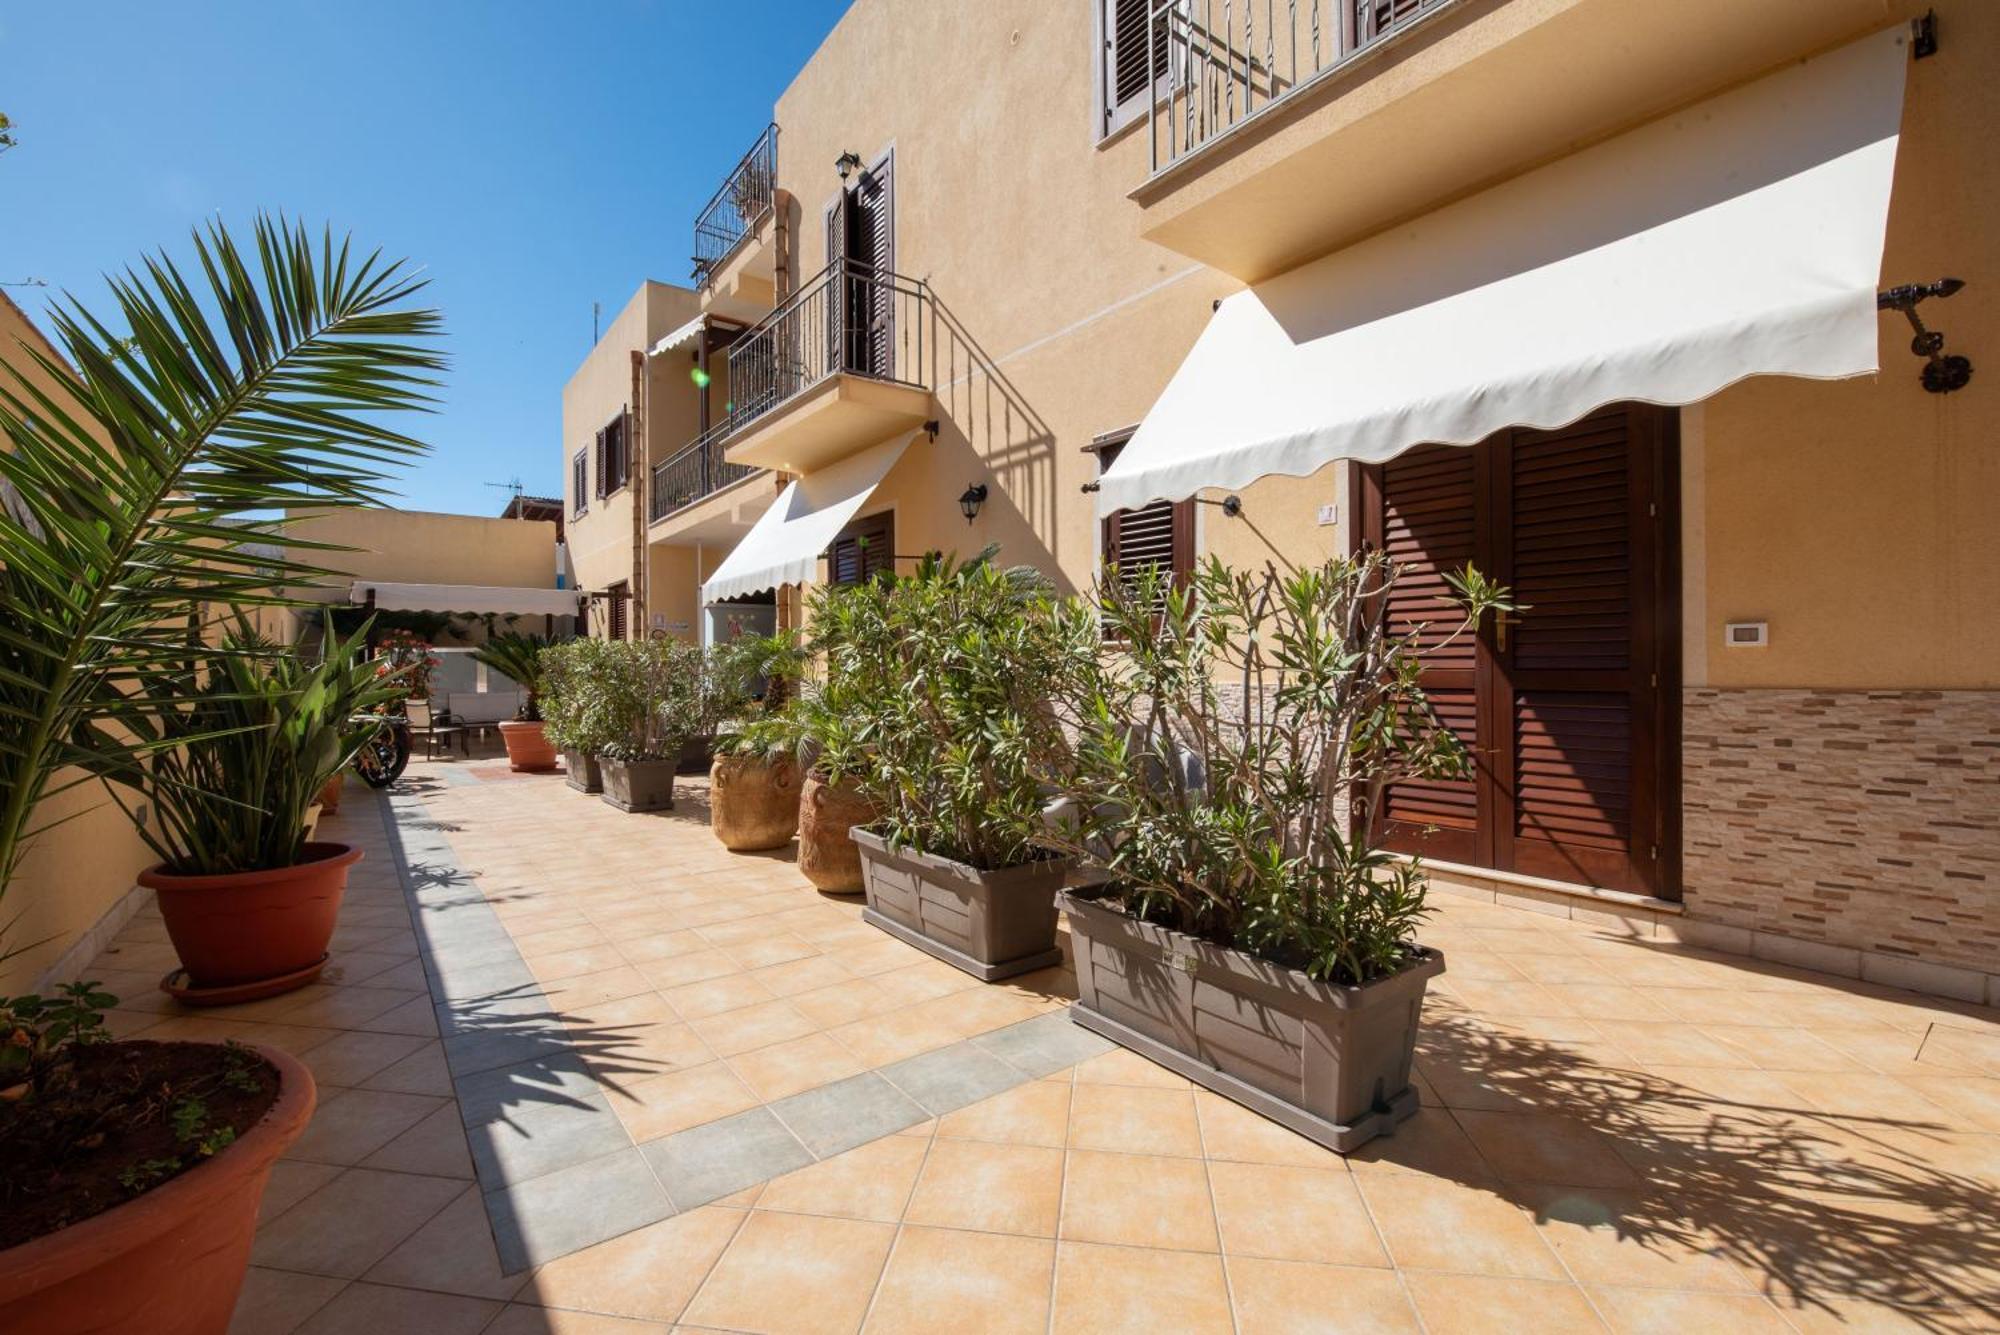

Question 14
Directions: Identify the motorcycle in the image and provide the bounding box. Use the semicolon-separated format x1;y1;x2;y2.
353;712;412;788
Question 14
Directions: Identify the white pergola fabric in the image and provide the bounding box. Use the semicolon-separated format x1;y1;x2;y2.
348;582;582;617
1098;26;1910;514
701;434;914;602
650;317;707;358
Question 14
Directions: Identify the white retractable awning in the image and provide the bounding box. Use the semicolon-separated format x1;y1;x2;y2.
1099;26;1910;514
701;434;914;602
349;582;583;617
650;317;707;358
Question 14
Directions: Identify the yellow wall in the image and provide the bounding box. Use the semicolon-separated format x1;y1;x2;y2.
0;294;155;994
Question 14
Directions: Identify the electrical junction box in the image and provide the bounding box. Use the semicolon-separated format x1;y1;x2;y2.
1724;621;1769;648
1316;503;1338;526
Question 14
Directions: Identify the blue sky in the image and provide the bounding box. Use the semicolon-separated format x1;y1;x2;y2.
1;0;847;514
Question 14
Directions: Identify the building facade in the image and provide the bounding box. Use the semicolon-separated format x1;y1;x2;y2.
560;0;1998;1002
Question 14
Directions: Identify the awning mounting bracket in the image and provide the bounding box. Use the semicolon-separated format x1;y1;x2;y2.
1878;278;1972;394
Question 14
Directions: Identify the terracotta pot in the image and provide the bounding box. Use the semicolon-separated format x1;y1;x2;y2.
142;843;361;993
797;775;875;893
316;771;344;814
563;748;603;794
1059;890;1443;1153
711;755;801;851
498;719;558;772
853;828;1070;980
0;1043;317;1335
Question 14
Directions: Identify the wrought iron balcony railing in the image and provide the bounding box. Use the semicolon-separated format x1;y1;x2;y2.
693;124;778;285
1141;0;1459;175
649;430;758;524
722;257;934;429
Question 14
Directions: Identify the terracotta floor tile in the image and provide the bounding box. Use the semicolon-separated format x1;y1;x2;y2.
864;1225;1055;1334
747;954;853;998
1208;1160;1389;1267
1354;1175;1565;1279
1453;1110;1642;1189
1519;1187;1757;1293
904;1137;1065;1236
259;1159;346;1224
522;1205;746;1322
228;1268;347;1335
871;959;984;1008
721;932;821;971
251;1167;465;1278
1586;1286;1794;1334
937;1079;1072;1147
286;1089;451;1167
1191;1089;1347;1169
727;1031;868;1101
1051;1241;1233;1335
680;1210;895;1335
365;1186;530;1300
1058;1149;1218;1252
607;1061;760;1143
758;1132;930;1222
1066;1083;1203;1157
615;929;708;965
484;1306;669;1335
688;997;818;1057
668;974;780;1024
788;977;896;1029
1072;1048;1190;1089
829;1007;966;1067
638;950;743;993
1225;1257;1422;1333
360;1102;475;1178
1401;1273;1605;1334
294;1282;503;1335
527;942;630;981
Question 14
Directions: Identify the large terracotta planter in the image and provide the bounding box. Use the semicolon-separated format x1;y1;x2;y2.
602;757;676;812
0;1043;317;1335
798;775;874;893
563;748;603;794
316;771;344;814
142;842;361;998
1058;889;1443;1153
711;755;801;851
854;828;1070;981
498;719;558;772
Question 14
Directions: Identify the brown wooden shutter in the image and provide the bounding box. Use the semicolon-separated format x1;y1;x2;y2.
607;581;628;641
1371;444;1482;863
593;429;607;500
854;156;894;378
1097;437;1194;598
828;510;894;586
1110;0;1166;108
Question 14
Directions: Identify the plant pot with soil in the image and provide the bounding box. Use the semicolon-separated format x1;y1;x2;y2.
317;770;345;814
540;637;617;794
596;637;705;814
476;632;559;771
813;548;1077;977
705;633;810;852
1035;553;1511;1152
116;618;406;1004
799;772;875;891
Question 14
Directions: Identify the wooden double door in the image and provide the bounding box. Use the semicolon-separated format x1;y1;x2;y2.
1357;404;1680;898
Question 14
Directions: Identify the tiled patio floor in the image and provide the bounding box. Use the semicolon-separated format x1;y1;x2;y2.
85;759;2000;1333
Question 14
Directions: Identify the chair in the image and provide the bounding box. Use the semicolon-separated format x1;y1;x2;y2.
406;699;466;761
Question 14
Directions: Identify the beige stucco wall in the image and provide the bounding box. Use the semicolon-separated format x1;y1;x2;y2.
0;295;155;994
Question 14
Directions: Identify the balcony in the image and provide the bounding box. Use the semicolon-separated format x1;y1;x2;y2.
649;430;759;525
1129;0;1911;281
715;258;936;475
692;124;778;293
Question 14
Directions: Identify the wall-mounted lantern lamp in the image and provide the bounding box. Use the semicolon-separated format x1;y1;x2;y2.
1878;277;1972;394
958;483;988;524
835;151;863;182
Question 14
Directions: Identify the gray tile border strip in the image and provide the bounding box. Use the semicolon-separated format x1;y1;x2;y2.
373;784;1105;1275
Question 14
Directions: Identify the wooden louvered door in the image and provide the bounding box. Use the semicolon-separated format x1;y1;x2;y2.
828;510;895;587
831;154;894;380
1361;404;1677;898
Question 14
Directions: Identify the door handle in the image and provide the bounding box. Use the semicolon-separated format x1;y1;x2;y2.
1494;612;1520;653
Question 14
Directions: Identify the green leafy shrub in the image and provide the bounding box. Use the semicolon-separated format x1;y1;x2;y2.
472;631;551;720
597;638;706;764
1035;552;1510;986
811;547;1074;870
539;637;619;755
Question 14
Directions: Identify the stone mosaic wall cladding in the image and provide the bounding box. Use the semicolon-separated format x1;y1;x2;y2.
1682;688;2000;972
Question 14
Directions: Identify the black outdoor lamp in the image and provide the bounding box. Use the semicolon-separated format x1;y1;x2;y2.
835;151;863;182
958;483;988;524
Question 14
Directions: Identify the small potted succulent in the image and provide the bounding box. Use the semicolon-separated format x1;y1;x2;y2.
474;631;557;771
707;633;806;852
1035;553;1509;1152
111;617;407;1004
539;637;616;792
597;638;704;813
823;549;1077;980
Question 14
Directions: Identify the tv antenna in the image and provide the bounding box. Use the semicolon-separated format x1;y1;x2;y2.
485;476;525;503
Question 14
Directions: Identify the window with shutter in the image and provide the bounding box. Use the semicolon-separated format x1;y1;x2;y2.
598;410;629;496
571;449;588;517
607;580;629;641
592;429;607;501
1097;434;1194;603
827;510;894;587
1099;0;1173;137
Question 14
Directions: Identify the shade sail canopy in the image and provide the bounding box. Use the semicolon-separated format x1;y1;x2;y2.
701;433;913;602
1099;27;1910;515
650;317;706;358
349;582;582;617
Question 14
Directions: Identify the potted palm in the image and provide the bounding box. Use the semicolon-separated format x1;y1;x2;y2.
113;617;406;1004
540;637;616;792
708;633;806;852
1035;554;1509;1152
598;638;703;813
0;217;439;1334
474;631;557;771
826;549;1077;980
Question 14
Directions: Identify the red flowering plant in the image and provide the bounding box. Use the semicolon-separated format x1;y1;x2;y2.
374;629;439;711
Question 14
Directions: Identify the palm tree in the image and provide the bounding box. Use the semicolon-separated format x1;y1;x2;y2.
0;216;443;946
471;632;550;720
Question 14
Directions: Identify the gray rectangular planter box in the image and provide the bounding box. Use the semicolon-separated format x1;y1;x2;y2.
853;827;1068;982
1057;889;1443;1153
563;749;602;794
600;757;675;813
